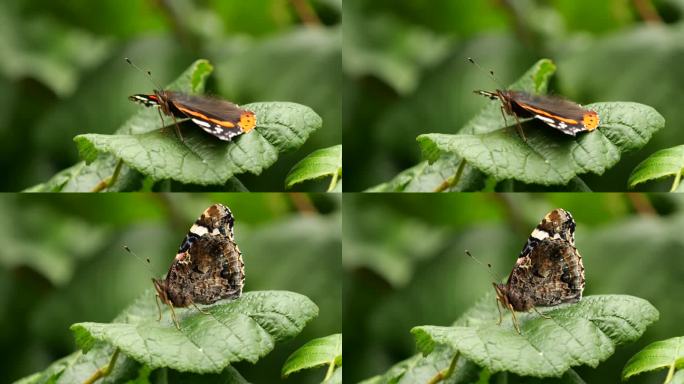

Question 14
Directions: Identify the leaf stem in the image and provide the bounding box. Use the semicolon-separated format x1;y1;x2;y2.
83;348;120;384
670;169;682;192
327;169;340;192
323;359;336;381
426;351;459;384
665;361;675;383
434;160;466;192
91;159;123;192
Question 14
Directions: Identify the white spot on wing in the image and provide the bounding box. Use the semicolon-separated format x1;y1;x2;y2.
192;118;211;128
531;228;549;240
190;224;209;236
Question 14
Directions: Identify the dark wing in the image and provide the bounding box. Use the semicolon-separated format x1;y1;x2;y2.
507;91;595;135
508;237;584;307
164;204;244;306
517;208;576;258
166;92;253;141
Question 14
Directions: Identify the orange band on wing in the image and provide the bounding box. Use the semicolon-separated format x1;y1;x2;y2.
175;105;236;128
517;104;579;125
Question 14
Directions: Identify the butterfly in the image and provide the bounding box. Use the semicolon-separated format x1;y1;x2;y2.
153;204;245;329
126;58;256;141
129;91;256;141
493;208;585;333
475;89;600;137
468;58;599;140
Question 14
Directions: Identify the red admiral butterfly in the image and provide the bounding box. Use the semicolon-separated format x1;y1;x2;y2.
493;208;585;333
153;204;245;329
469;58;599;140
126;58;256;142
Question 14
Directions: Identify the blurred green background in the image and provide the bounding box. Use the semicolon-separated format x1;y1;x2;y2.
343;193;684;383
0;193;341;383
344;0;684;191
0;0;341;191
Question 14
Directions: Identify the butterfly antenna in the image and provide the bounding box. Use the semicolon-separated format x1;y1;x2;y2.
125;57;163;91
467;57;504;89
465;249;502;282
123;245;156;278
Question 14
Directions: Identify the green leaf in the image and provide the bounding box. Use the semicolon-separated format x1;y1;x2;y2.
285;145;342;191
281;333;342;379
74;101;322;186
416;58;664;186
412;295;658;378
628;145;684;191
367;156;486;192
71;290;318;374
418;101;665;186
622;336;684;381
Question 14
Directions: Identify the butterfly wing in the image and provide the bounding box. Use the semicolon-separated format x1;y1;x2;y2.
502;208;584;311
162;204;245;307
507;91;599;136
506;237;584;309
166;92;256;141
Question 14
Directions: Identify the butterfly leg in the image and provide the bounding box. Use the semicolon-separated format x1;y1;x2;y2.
495;297;503;325
156;108;167;134
168;303;181;330
155;294;163;321
511;112;527;142
508;303;522;334
532;306;552;319
170;114;184;142
191;301;210;315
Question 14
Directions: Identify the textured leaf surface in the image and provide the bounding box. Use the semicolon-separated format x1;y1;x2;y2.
285;145;342;190
281;333;342;378
622;336;684;381
74;102;321;185
418;102;664;185
628;145;684;190
412;295;658;378
367;156;485;192
71;290;318;374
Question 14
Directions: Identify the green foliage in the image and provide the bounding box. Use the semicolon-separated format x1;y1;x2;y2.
1;1;340;191
628;145;684;192
622;336;684;382
4;194;340;383
282;333;342;380
32;59;322;190
344;194;684;383
344;1;451;95
388;60;665;191
71;290;318;374
344;2;684;191
413;295;658;378
285;145;342;191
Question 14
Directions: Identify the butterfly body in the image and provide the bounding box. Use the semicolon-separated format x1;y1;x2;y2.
153;204;245;328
